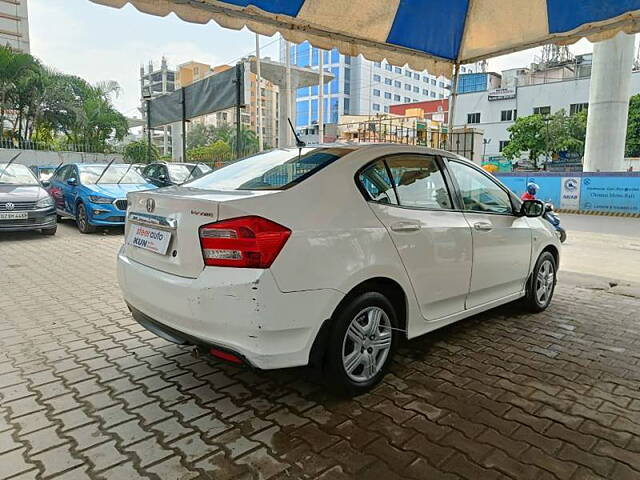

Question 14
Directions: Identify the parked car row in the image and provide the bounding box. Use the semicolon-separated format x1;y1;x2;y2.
0;161;212;235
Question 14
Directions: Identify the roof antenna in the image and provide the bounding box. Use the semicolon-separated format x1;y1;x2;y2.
287;118;306;160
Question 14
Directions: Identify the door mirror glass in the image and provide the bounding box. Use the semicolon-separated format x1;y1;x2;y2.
521;200;545;217
66;177;77;186
41;180;51;188
158;174;167;182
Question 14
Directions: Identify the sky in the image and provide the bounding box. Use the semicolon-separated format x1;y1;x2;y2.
29;0;596;118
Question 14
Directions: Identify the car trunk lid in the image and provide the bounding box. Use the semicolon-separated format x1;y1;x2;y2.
123;186;275;278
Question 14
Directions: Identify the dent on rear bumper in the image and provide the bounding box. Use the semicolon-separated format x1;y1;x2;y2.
117;250;343;369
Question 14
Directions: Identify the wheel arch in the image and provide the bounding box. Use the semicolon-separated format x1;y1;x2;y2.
308;276;408;369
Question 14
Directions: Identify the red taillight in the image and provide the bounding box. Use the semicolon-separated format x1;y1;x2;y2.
199;216;291;268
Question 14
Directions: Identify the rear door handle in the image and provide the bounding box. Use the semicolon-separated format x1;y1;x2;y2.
390;222;421;232
473;222;493;232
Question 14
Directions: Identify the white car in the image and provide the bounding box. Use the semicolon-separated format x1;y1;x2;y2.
117;144;560;395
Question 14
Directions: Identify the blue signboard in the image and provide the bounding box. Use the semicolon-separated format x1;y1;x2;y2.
579;176;640;214
497;175;562;206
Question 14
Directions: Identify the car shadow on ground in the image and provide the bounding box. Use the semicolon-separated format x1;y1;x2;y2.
185;300;530;405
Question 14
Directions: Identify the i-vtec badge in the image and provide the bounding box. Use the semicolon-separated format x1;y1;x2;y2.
146;198;155;213
191;210;215;217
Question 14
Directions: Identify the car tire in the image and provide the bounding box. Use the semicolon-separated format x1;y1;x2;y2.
523;251;557;313
324;291;398;396
41;226;57;236
76;203;96;234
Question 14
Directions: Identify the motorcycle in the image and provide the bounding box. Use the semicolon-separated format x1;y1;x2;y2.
544;203;566;243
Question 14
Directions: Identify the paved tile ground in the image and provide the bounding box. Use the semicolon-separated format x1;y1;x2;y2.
1;222;640;479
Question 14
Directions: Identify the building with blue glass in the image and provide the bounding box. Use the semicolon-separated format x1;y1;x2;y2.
281;39;468;130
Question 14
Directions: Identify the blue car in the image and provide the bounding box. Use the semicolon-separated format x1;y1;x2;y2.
47;163;155;233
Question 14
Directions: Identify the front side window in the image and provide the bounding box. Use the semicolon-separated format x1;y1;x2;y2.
448;161;512;214
386;155;452;210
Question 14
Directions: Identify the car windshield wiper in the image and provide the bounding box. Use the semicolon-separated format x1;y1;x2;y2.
0;152;22;182
95;158;117;184
117;163;134;185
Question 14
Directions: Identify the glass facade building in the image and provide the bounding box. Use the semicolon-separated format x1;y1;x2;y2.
281;39;461;129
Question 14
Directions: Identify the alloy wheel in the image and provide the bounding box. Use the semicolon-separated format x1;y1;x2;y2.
535;259;555;306
341;306;392;383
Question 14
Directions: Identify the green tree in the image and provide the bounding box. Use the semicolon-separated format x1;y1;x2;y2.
187;140;232;163
502;110;588;167
0;46;40;139
626;94;640;157
123;139;159;164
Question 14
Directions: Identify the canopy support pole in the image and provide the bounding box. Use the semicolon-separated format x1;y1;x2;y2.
255;33;264;152
318;48;324;144
447;63;460;152
285;40;292;147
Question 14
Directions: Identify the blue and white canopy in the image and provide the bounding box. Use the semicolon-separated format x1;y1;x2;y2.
91;0;640;75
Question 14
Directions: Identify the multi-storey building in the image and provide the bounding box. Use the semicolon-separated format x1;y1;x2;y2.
450;53;640;159
281;39;466;130
0;0;30;53
140;57;176;155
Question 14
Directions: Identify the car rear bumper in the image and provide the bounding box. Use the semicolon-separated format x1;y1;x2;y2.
0;208;56;231
117;248;343;369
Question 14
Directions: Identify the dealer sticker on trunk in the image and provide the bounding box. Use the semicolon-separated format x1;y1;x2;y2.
128;224;172;255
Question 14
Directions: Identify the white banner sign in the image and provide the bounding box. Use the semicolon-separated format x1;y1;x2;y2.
488;87;517;101
560;177;581;209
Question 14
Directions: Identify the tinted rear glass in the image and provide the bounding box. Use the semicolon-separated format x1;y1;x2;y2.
188;147;354;191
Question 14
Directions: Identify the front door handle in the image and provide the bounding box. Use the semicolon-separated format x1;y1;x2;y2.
390;222;421;233
473;222;493;232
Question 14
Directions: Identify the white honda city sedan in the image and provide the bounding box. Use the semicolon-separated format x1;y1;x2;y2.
117;144;560;395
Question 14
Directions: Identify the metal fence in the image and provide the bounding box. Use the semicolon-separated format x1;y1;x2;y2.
0;138;123;154
336;119;480;160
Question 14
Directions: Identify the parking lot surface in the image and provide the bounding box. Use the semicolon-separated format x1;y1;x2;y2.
1;222;640;480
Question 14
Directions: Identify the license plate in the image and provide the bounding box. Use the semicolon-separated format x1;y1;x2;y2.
127;224;172;255
0;212;28;220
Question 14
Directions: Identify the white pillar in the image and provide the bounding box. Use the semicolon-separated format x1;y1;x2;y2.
583;33;635;172
255;34;264;151
285;40;293;147
318;48;324;144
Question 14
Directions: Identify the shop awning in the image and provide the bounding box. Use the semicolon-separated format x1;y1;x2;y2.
90;0;640;76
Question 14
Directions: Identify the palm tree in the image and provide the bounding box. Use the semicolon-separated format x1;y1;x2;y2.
0;46;39;139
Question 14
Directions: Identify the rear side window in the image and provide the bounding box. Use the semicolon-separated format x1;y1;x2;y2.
358;161;397;204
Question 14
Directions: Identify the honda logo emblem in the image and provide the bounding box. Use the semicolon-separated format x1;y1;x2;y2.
145;198;155;213
5;202;14;211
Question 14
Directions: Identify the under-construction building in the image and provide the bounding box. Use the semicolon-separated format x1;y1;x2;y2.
140;57;176;156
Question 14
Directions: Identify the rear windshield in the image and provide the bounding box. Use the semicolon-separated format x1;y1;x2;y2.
188;147;354;191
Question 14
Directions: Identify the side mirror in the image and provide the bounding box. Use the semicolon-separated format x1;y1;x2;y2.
67;178;77;186
158;174;167;182
520;200;545;218
41;180;51;188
